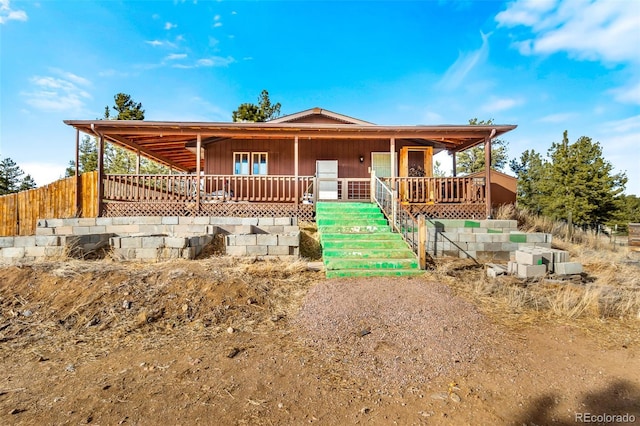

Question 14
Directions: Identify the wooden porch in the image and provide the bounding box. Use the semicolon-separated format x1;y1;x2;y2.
100;173;487;220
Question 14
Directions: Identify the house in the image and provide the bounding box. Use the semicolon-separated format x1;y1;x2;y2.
64;107;517;221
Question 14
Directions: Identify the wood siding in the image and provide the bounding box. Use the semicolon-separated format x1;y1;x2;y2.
468;170;517;207
204;138;426;179
0;172;99;236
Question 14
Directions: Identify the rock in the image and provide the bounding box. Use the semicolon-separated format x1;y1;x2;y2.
359;329;371;337
360;407;371;414
227;348;240;358
122;300;131;309
430;392;449;400
278;403;284;409
22;310;32;317
227;327;235;334
449;393;461;403
65;364;76;372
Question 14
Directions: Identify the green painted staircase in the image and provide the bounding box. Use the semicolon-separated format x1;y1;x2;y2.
316;202;423;278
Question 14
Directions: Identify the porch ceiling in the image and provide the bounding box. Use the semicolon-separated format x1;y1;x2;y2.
64;120;517;172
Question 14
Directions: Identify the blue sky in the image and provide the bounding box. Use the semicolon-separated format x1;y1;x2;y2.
1;0;639;194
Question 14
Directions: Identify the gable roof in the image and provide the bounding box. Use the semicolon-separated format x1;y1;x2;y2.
269;107;374;125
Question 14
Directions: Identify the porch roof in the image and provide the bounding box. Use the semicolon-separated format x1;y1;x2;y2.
64;119;517;173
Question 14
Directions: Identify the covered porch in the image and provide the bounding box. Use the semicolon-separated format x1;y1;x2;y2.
64;115;516;221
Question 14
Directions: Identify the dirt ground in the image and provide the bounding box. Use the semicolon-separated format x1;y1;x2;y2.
0;257;638;425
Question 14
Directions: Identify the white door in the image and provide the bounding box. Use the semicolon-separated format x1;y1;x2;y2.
371;152;395;178
316;160;338;200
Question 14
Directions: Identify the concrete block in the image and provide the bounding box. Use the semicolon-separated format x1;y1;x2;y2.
484;243;504;252
35;236;60;247
120;238;142;249
61;218;79;226
14;236;36;247
555;262;583;275
517;263;547;279
110;237;121;249
283;226;299;233
278;232;300;247
257;234;278;246
258;217;275;226
164;237;187;249
161;216;179;225
507;261;517;274
268;245;291;255
262;225;284;234
178;217;195;225
77;218;97;227
138;225;168;235
136;248;160;260
2;247;25;258
95;217;113;226
35;227;55;235
37;219;47;228
193;216;210;225
182;247;197;259
44;247;65;257
142;236;165;249
136;216;162;225
112;217;135;225
525;233;548;243
459;251;476;260
247;245;268;256
476;234;493;243
509;233;527;243
501;243;519;252
0;237;15;248
226;235;236;246
72;226;92;235
25;247;46;258
226;245;247;256
274;217;292;226
235;234;257;246
515;251;542;266
458;234;476;243
89;226;107;234
161;248;182;259
467;243;485;252
291;217;298;226
241;218;259;226
106;224;140;234
440;232;458;242
112;248;136;260
46;219;64;227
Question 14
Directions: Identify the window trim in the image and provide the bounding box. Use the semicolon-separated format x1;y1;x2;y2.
233;151;269;175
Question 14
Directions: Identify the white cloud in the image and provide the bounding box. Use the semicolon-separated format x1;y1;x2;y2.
496;0;640;64
196;56;235;67
145;40;163;47
481;97;523;113
164;21;177;30
145;39;177;49
537;112;577;123
602;115;640;134
214;22;222;28
609;81;640;105
22;71;92;113
438;31;490;91
19;162;66;186
165;53;187;60
0;0;27;24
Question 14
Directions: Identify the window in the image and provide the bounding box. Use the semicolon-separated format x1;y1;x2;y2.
252;152;268;175
234;152;268;175
234;152;250;175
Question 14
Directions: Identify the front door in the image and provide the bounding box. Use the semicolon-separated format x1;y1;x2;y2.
371;152;395;178
316;160;339;200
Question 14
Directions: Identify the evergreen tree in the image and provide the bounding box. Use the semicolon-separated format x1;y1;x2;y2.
109;93;145;120
65;136;99;177
0;157;26;195
509;149;547;214
232;90;281;122
456;118;509;174
19;175;37;191
541;131;626;226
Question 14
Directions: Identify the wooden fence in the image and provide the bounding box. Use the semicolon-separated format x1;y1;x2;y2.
0;172;98;236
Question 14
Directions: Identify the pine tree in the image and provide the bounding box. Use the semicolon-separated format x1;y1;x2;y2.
456;118;508;174
65;136;99;177
232;90;281;122
0;157;26;195
509;149;547;214
19;175;37;191
541;131;626;226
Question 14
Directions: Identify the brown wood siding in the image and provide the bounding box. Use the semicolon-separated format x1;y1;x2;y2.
0;172;99;236
468;170;517;207
204;138;428;178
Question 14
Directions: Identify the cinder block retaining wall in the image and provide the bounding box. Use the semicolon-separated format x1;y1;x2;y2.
427;219;552;261
0;217;299;263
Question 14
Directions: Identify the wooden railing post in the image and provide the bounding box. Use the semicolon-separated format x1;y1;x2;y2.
370;170;376;203
418;214;426;269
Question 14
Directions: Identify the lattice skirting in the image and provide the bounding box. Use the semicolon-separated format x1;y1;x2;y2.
405;203;486;220
103;201;315;222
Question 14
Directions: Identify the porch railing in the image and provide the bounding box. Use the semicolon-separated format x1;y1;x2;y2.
104;174;315;203
395;176;485;204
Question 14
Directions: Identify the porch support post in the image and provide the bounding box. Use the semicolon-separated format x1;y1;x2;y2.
135;148;141;175
390;137;397;225
294;136;299;205
96;132;105;217
74;129;81;217
451;150;457;177
484;135;492;219
196;133;202;211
